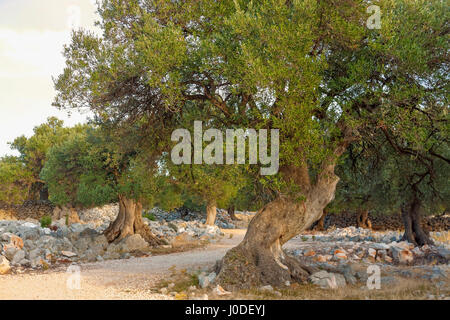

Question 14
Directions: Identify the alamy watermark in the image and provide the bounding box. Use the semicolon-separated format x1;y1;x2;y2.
171;121;279;176
66;265;81;290
367;265;381;290
367;5;381;30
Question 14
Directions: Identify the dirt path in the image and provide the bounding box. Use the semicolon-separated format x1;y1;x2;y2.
0;229;245;300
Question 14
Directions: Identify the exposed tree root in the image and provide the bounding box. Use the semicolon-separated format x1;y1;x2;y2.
216;244;316;290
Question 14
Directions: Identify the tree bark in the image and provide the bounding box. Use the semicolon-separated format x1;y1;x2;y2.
104;195;163;246
228;205;240;221
401;198;433;246
215;121;355;290
205;201;217;226
314;209;327;231
27;181;48;201
216;162;340;290
39;186;49;201
356;209;372;229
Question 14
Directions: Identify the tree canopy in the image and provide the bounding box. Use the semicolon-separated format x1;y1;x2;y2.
44;0;450;286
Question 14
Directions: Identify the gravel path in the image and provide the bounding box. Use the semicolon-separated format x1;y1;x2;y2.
0;229;245;300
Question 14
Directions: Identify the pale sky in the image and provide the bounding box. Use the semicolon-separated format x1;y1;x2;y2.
0;0;100;156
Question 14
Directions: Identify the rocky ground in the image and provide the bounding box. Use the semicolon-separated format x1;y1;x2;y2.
0;204;244;275
156;227;449;300
0;229;244;300
0;203;449;300
0;226;449;299
284;227;449;290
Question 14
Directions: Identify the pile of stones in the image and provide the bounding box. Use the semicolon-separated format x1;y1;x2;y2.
286;227;450;290
324;212;449;231
0;201;54;221
148;207;255;229
0;212;225;274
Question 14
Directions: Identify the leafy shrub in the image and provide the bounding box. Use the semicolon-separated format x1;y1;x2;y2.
40;215;52;228
143;213;156;221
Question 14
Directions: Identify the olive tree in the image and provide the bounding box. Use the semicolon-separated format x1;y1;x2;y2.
54;0;448;288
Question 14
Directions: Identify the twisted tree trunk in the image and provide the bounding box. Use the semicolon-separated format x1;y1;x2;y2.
401;198;433;246
356;209;372;229
228;205;240;221
314;208;328;231
216;162;341;290
215;121;354;290
205;201;217;226
104;195;162;246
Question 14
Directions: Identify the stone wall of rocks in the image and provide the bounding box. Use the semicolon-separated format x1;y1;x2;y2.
289;226;449;290
148;207;254;229
0;201;54;221
77;204;119;228
324;212;449;231
0;209;225;275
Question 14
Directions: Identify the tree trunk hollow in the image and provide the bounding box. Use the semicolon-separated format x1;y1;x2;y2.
356;209;372;229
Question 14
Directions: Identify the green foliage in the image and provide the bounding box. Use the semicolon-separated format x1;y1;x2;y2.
40;127;116;207
0;156;33;205
143;213;156;221
9;117;86;177
166;160;246;210
334;133;450;217
5;117;87;202
40;125;177;209
49;0;448;215
40;215;52;228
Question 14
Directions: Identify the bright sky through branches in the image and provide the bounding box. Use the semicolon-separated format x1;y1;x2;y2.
0;0;100;156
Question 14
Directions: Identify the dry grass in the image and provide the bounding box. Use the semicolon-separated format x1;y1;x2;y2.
157;269;449;300
230;278;448;300
149;241;208;256
155;266;201;297
432;231;450;244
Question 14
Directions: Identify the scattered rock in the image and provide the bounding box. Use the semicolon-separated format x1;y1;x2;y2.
212;285;231;296
3;247;18;261
391;247;413;264
368;248;377;258
310;271;346;289
437;248;450;260
11;250;25;265
118;234;150;253
304;250;316;257
61;251;77;258
260;285;274;292
0;255;10;274
198;272;216;288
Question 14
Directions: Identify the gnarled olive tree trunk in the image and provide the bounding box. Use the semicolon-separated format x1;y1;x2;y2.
228;205;240;221
356;209;372;229
104;195;162;246
401;198;433;246
313;208;327;231
216;162;341;290
205;201;217;226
